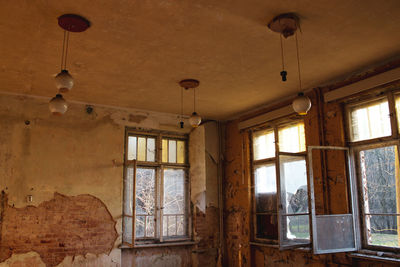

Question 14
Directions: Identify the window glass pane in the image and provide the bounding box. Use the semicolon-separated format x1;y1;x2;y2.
135;168;155;239
256;214;278;240
365;215;400;248
146;138;156;162
396;94;400;132
255;164;277;213
127;136;137;160
163;218;168;236
177;215;185;236
137;137;146;161
253;129;275;160
163;169;185;214
279;156;308;214
283;215;310;240
163;169;186;237
278;122;306;153
135;168;156;215
359;146;398;214
123;216;132;243
124;167;134;216
349;99;391;141
146;216;155;238
162;139;168;162
177;140;185;164
168;216;177;236
168;140;177;163
135;216;145;238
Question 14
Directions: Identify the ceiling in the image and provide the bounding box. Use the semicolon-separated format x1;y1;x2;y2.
1;0;399;119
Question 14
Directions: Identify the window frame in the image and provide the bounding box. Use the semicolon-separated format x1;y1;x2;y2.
249;118;311;248
122;129;191;247
345;89;400;253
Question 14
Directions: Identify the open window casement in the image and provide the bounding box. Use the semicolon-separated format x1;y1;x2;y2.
308;146;361;254
277;154;311;249
251;121;312;250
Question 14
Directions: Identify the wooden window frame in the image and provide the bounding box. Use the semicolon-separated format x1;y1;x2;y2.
249;118;311;248
122;129;191;247
345;89;400;252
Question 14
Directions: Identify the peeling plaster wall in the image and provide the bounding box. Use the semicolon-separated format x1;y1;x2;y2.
0;93;197;267
190;126;207;213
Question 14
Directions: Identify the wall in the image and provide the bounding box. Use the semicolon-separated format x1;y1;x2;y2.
222;63;400;267
0;93;221;267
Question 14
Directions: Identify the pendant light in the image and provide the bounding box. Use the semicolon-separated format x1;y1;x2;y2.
55;29;74;93
49;14;90;115
292;32;311;115
268;13;311;115
179;86;184;128
55;14;90;93
179;79;201;128
49;94;68;115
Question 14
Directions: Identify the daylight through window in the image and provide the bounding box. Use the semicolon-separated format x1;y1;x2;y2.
123;131;189;245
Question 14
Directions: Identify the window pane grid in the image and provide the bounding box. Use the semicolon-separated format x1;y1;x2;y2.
364;214;400;248
349;98;391;142
278;122;306;153
357;141;400;250
162;138;186;164
251;119;309;244
124;132;189;244
253;129;275;160
128;135;156;162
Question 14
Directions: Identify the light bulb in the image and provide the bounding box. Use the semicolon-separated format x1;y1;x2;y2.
292;93;311;115
189;112;201;127
55;70;74;93
49;94;68;115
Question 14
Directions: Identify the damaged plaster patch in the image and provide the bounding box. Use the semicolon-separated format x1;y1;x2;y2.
0;252;45;267
128;114;147;123
0;192;118;267
136;254;182;267
194;191;206;213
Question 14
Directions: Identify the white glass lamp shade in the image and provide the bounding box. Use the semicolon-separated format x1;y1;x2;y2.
55;70;74;93
189;112;201;127
292;93;311;115
49;94;68;115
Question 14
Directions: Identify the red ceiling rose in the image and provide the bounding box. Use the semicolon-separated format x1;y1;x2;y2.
58;14;90;32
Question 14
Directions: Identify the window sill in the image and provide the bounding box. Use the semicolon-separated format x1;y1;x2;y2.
350;250;400;264
249;241;279;248
120;241;197;249
250;241;311;251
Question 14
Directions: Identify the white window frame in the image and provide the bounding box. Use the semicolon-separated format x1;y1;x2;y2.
122;129;191;247
250;118;311;249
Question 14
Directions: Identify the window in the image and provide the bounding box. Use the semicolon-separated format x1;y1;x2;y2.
122;131;190;246
251;120;310;248
347;91;400;251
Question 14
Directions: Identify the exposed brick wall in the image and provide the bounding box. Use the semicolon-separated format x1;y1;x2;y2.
195;206;221;267
0;192;117;267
